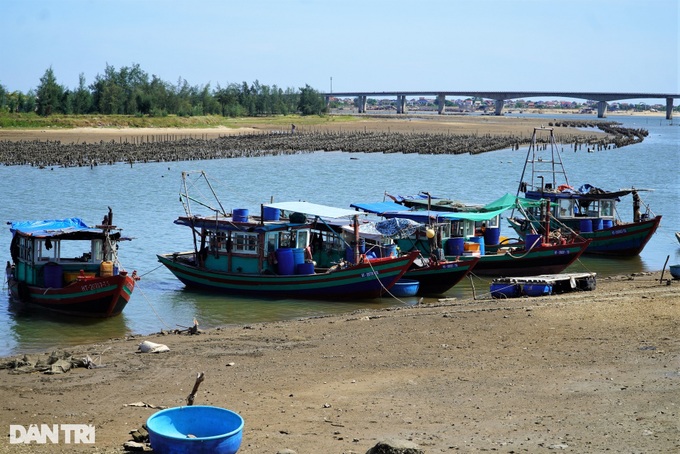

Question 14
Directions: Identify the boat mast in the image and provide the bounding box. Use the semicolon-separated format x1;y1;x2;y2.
516;127;571;196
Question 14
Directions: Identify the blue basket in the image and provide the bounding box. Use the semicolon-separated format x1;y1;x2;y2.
390;279;420;297
147;405;244;454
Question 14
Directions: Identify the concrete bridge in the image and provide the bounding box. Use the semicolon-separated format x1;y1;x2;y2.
322;91;680;119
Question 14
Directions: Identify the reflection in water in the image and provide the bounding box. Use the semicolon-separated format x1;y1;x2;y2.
5;303;130;355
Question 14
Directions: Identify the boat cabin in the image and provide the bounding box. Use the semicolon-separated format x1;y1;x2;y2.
9;218;122;288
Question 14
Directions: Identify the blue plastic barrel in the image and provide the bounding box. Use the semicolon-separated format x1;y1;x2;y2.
469;236;485;255
381;243;398;258
233;209;248;223
262;206;280;221
592;218;603;231
525;233;542;249
483;227;501;246
446;237;465;256
579;219;593;233
602;219;613;229
523;283;552;297
291;248;305;270
43;262;63;288
276;248;294;275
490;282;520;299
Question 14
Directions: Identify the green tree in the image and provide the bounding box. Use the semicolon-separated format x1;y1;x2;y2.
298;84;324;115
36;67;64;116
71;73;93;114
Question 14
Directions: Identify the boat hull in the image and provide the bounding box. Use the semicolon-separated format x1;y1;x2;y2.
7;274;135;318
455;241;590;277
508;216;661;256
404;257;479;294
157;252;417;300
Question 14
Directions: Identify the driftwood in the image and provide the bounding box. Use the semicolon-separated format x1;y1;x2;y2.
186;372;205;406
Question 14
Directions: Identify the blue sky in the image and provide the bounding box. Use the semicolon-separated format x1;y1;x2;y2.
0;0;678;97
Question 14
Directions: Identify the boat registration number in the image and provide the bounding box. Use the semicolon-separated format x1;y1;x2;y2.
361;271;380;278
80;281;108;291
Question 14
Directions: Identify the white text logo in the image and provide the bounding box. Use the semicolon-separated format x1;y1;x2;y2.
9;424;96;444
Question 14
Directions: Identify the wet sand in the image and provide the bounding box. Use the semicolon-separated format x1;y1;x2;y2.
0;271;677;453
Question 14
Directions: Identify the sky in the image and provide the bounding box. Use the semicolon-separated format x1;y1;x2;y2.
0;0;678;100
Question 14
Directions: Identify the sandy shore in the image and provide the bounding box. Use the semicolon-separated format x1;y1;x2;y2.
0;114;609;145
0;271;678;453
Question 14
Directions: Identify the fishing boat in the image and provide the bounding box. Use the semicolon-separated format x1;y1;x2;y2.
5;209;137;317
313;217;480;295
508;127;661;256
157;171;418;300
352;193;590;277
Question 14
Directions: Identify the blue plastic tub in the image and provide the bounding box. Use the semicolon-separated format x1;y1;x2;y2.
525;233;542;250
296;262;315;275
146;405;244;454
390;279;420;297
669;264;680;280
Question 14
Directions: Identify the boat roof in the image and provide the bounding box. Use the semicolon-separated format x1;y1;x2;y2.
352;193;544;222
8;218;119;240
264;201;360;219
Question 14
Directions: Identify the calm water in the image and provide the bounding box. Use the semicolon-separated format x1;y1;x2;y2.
1;114;678;357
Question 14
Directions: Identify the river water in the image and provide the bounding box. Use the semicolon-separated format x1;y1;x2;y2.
1;114;678;357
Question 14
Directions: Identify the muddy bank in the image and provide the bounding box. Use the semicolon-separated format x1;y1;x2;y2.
0;120;647;168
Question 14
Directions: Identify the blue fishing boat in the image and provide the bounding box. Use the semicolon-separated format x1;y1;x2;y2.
508;127;661;256
312;216;480;295
5;209;137;318
352;194;590;277
157;171;417;300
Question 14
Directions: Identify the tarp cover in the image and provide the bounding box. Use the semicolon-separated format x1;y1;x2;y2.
9;218;98;238
264;201;360;219
352;193;545;223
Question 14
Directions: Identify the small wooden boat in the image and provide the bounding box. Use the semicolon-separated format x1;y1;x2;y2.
157;171;417;300
508;127;661;256
676;232;680;244
6;209;137;318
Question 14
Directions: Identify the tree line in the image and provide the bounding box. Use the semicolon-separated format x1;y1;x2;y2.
0;63;326;117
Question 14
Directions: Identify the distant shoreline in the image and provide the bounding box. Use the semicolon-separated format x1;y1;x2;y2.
0;109;668;145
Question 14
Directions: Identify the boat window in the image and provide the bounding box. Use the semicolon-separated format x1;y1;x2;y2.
233;232;258;254
296;230;309;249
558;199;575;218
600;200;614;218
35;239;59;263
59;240;94;262
92;240;104;261
265;233;278;255
586;200;599;218
279;231;293;248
